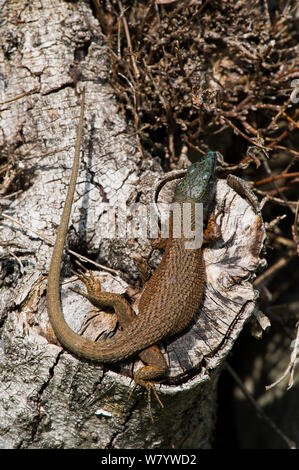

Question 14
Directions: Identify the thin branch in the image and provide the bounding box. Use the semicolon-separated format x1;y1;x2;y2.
254;171;299;187
265;321;299;391
0;213;120;275
253;253;294;287
222;116;268;150
225;362;297;449
253;188;298;208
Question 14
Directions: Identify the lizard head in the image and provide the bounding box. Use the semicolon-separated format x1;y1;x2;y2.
173;151;217;221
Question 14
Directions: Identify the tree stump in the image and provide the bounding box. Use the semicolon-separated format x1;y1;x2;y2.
0;0;266;448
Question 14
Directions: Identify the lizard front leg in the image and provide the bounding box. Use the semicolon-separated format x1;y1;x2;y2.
203;211;222;244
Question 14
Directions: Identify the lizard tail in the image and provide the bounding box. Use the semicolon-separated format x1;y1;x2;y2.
46;88;152;363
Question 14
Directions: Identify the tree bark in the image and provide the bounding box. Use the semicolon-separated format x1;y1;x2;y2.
0;0;265;448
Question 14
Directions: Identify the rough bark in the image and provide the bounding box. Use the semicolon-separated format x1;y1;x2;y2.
0;0;266;449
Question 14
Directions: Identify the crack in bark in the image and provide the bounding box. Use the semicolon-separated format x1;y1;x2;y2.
30;350;63;444
42;82;74;97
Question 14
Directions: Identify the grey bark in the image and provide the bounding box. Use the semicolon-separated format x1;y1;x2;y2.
0;0;266;448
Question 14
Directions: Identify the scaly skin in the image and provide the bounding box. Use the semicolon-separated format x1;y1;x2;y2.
47;90;217;386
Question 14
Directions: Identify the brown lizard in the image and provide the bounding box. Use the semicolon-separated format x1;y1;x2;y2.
47;88;219;400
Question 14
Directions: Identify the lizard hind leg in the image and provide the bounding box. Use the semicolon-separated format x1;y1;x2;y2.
71;269;137;328
73;270;167;417
128;379;164;423
128;345;167;418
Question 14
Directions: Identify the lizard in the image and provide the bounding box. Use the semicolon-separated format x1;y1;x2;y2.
47;88;219;402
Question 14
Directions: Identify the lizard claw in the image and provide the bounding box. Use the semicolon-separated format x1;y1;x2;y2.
75;269;102;295
128;380;164;422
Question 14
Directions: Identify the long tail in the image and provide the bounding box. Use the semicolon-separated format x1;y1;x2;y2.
46;89;155;363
